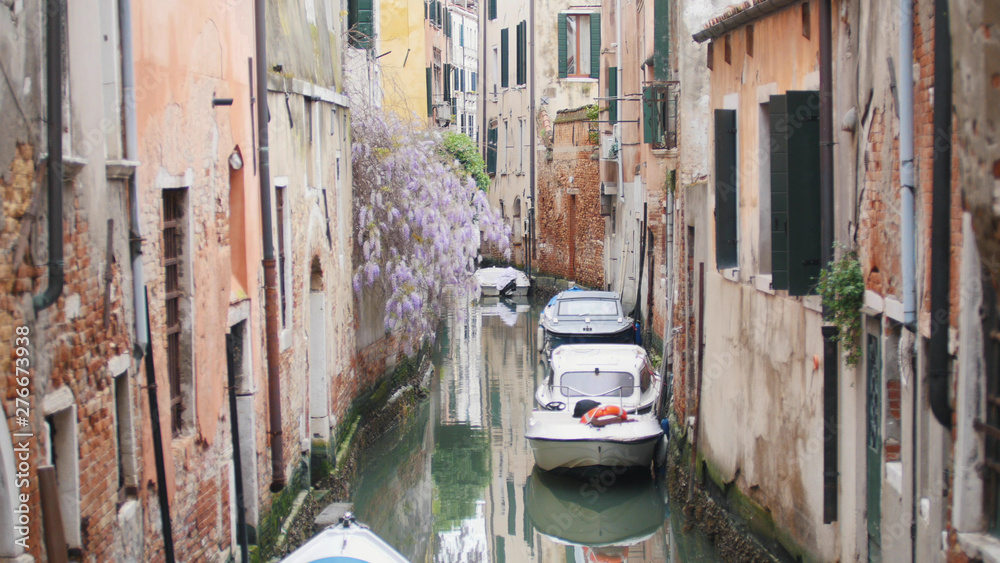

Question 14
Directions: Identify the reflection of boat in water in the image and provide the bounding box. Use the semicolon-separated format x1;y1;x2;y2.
527;345;663;471
281;513;410;563
478;295;530;327
525;467;664;550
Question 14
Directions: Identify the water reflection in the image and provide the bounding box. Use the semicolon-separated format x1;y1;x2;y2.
351;296;723;562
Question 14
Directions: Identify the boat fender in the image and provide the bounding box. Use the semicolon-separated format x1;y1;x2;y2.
573;399;602;418
580;405;627;426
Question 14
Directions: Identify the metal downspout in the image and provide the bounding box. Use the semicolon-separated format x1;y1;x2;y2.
528;0;535;273
143;288;176;562
900;0;916;328
928;0;953;429
818;0;838;524
119;0;148;354
255;0;286;490
615;0;625;294
34;0;64;312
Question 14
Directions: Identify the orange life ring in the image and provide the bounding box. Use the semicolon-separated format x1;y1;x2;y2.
579;405;627;426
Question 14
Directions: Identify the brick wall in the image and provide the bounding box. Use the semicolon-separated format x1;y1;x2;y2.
1;147;138;561
535;116;605;289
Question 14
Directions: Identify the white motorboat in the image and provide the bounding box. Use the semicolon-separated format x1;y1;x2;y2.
281;513;409;563
474;266;530;297
526;344;663;471
537;290;636;358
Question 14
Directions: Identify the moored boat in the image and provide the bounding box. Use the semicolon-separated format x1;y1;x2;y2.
526;344;663;471
538;290;636;358
281;513;410;563
474;266;530;297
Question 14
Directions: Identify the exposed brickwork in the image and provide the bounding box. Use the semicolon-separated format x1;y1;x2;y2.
535;115;605;289
0;148;138;561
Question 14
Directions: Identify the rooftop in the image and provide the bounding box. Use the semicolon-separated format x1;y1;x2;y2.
693;0;804;43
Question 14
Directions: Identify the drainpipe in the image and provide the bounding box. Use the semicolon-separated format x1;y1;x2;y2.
226;335;250;562
900;0;916;329
143;289;176;562
255;0;286;490
928;0;953;429
34;0;64;312
119;0;148;355
528;0;535;273
818;0;838;524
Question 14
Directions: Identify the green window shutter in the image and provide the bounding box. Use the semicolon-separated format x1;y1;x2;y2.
643;86;659;143
785;90;822;296
489;0;496;20
770;94;789;290
500;28;509;88
517;21;528;85
424;0;428;20
443;63;451;102
426;67;433;117
714;109;738;270
460;23;464;46
654;0;671;80
558;14;568;78
590;13;601;79
445;12;451;37
486;127;498;173
608;67;618;125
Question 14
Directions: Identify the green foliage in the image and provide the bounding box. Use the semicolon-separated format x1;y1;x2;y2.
442;131;490;192
585;103;600;121
816;246;865;366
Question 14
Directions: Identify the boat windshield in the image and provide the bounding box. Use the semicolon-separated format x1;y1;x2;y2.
559;371;635;397
557;299;620;317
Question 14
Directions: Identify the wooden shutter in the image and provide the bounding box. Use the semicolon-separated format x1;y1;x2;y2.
425;67;433;117
500;28;509;88
445;11;451;37
654;0;670;80
770;95;790;290
516;21;526;86
558;14;567;78
785;90;822;295
486;127;498;174
714;109;738;270
608;67;618;125
443;63;451;102
643;86;659;144
590;13;601;79
489;0;496;20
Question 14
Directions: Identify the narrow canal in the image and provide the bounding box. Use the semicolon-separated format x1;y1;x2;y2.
349;296;722;562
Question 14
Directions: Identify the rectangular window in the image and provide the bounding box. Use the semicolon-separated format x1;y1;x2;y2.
769;91;821;295
559;13;600;79
643;83;679;149
492;47;499;94
460;22;464;46
519;118;525;173
488;0;496;20
163;189;187;436
608;66;617;125
348;0;374;49
471;71;477;92
46;407;81;549
653;0;671;81
714;109;738;270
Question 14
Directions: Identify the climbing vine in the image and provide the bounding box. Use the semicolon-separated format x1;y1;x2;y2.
815;245;865;366
441;131;490;192
351;99;511;352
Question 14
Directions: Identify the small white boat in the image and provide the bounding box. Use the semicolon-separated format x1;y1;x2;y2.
474;266;530;297
281;513;409;563
526;344;663;471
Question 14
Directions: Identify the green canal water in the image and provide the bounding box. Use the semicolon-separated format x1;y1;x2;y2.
350;297;722;562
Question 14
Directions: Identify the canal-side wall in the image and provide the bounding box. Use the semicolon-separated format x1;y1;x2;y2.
534;110;605;290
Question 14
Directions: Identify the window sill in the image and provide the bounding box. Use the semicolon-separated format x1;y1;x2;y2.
802;295;822;314
651;147;678;158
562;77;598;83
721;268;740;283
957;533;1000;563
754;274;774;295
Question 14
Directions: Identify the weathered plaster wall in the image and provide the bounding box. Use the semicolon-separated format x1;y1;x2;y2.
132;0;259;557
379;0;430;119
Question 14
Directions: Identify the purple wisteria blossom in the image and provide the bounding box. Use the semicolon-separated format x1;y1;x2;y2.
350;98;511;353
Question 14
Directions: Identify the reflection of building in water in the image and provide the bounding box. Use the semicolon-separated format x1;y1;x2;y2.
478;298;540;562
